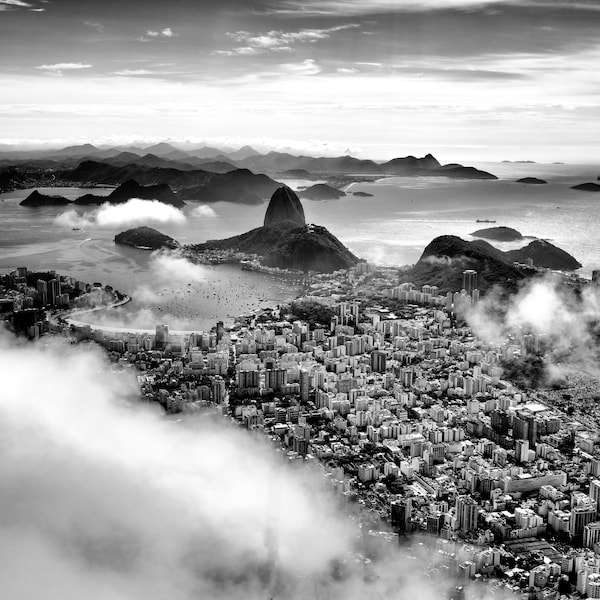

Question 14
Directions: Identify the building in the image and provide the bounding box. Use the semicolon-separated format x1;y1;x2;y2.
462;270;477;297
155;324;169;350
370;350;387;374
456;495;479;532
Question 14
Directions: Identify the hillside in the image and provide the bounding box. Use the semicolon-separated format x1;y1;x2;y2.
299;184;346;200
470;226;523;241
74;180;184;207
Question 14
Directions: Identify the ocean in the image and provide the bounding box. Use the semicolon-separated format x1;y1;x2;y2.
1;161;598;331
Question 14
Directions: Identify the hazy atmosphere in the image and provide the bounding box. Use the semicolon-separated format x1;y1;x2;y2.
1;0;599;161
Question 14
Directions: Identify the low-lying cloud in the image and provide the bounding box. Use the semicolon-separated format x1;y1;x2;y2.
0;331;352;599
55;199;186;229
0;330;449;599
191;204;217;218
467;275;600;380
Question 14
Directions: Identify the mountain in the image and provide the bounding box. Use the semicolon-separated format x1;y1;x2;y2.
20;190;72;206
505;239;582;270
404;234;581;294
264;186;306;226
233;151;496;179
194;222;359;273
73;180;184;208
299;184;346;201
143;142;184;158
190;186;359;273
114;226;178;250
226;145;260;161
0;167;28;192
470;226;523;241
572;183;600;192
178;169;281;204
404;235;526;294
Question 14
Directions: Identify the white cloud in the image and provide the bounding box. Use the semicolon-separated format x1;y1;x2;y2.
150;252;207;283
114;69;154;76
337;67;359;74
0;330;354;599
220;24;359;55
54;199;186;229
0;0;32;9
144;28;176;40
191;204;216;218
35;62;93;76
279;59;321;75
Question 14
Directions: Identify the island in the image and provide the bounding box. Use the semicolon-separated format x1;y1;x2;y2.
470;226;524;242
516;177;548;185
571;183;600;192
114;226;179;250
298;183;346;201
20;190;72;206
352;191;374;197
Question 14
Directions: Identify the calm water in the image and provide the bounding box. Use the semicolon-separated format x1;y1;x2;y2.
1;161;599;329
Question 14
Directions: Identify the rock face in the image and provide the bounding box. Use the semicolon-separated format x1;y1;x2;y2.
20;190;72;206
299;183;346;201
516;177;547;184
263;186;306;227
470;226;523;241
114;226;178;250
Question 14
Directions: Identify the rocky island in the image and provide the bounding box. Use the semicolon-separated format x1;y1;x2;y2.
516;177;548;184
298;183;346;201
470;226;524;242
20;190;72;206
114;227;179;250
571;183;600;192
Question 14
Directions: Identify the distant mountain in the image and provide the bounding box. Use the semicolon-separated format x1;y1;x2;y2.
20;190;72;206
143;142;184;158
74;180;184;208
177;169;281;205
264;186;306;227
572;183;600;192
0;167;27;192
226;145;260;161
299;183;346;201
470;226;523;241
114;226;178;250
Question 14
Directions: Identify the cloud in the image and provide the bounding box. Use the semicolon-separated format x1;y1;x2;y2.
35;62;92;76
54;199;186;229
114;69;155;76
191;204;216;218
150;252;207;283
337;67;359;74
140;28;176;41
279;59;321;75
219;24;359;55
84;21;105;32
467;276;600;379
0;0;33;9
0;330;355;599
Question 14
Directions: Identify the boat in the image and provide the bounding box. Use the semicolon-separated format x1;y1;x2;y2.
72;227;81;231
476;219;496;223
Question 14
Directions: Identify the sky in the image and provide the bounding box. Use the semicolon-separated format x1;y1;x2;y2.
0;0;599;161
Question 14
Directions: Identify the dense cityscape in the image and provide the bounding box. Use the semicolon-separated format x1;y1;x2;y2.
3;260;600;599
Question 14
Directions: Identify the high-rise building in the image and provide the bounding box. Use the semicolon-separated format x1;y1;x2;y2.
591;480;600;506
456;495;478;532
155;324;169;350
370;349;386;374
462;270;478;296
216;321;224;342
571;505;598;540
584;522;600;549
299;369;310;402
48;278;61;306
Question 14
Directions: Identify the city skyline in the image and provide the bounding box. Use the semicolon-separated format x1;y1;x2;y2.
1;0;600;162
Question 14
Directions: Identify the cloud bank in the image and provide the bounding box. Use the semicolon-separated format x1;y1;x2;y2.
55;199;186;229
0;331;353;599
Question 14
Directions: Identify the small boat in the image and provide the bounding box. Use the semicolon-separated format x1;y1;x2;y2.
476;219;496;223
72;227;81;231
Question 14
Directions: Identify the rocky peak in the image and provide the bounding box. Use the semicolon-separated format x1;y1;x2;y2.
263;186;306;227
